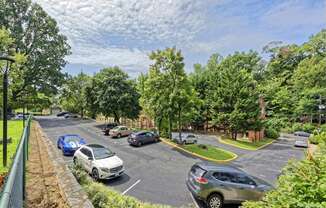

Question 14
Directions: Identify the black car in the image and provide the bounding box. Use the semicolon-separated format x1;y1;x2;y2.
57;111;69;117
103;123;118;135
128;131;160;147
187;162;273;208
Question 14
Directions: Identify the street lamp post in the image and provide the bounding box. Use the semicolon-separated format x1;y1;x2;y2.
0;56;15;167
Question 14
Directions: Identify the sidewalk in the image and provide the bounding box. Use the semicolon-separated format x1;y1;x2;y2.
26;122;69;208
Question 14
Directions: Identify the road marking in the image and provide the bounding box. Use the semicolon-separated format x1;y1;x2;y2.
122;179;141;195
189;192;200;208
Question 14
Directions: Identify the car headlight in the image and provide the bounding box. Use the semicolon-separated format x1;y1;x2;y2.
100;167;110;173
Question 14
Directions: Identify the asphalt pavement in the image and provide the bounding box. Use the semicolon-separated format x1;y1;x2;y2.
36;116;305;208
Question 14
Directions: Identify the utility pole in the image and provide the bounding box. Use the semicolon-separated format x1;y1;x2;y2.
0;56;15;167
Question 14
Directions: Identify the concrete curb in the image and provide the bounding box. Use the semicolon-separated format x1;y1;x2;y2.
161;138;238;163
34;121;94;208
217;137;275;151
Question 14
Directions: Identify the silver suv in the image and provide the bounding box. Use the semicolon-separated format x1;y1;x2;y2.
186;162;273;208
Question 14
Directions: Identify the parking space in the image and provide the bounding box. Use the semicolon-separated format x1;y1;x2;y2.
36;116;305;208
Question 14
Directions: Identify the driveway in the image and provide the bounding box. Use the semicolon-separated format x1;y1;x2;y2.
36;116;305;208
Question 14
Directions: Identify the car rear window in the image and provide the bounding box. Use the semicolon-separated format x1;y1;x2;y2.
64;136;80;142
191;165;206;177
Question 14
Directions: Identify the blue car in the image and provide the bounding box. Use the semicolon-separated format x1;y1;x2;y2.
57;134;86;155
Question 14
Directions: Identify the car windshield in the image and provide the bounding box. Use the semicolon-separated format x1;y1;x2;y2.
93;147;115;159
187;135;195;138
112;126;120;130
64;136;80;143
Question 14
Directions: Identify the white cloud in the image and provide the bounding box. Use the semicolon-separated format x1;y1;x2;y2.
33;0;208;74
66;44;152;74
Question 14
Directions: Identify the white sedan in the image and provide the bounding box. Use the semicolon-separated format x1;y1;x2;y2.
73;144;124;180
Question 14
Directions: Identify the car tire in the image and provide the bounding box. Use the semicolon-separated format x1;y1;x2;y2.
137;141;142;147
117;133;121;138
182;141;186;145
73;157;78;165
155;138;159;142
207;194;223;208
194;140;197;144
92;168;100;181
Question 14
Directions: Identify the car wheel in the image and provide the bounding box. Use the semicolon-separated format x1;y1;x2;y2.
117;133;121;138
73;157;78;165
92;168;100;181
138;141;142;147
182;141;186;145
57;143;61;149
155;138;159;142
194;140;197;144
207;194;223;208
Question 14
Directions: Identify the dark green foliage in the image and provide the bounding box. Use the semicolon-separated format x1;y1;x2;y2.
265;128;279;139
95;67;141;122
0;0;70;101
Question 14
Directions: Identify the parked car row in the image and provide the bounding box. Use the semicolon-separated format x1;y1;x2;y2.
57;130;273;208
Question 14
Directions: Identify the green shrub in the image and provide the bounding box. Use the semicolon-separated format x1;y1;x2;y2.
309;132;326;145
264;118;286;132
265;128;280;139
302;123;316;133
320;124;326;133
198;144;208;150
242;143;326;208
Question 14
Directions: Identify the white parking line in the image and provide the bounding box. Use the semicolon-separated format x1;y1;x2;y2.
122;179;141;195
189;192;200;208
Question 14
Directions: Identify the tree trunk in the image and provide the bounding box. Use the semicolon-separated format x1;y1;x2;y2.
178;107;182;140
168;114;172;139
113;112;120;124
81;108;84;118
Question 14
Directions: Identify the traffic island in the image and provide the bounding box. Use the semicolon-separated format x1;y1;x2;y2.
218;137;275;151
161;138;237;162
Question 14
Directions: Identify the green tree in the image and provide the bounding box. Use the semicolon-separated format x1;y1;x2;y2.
210;52;261;139
0;0;70;101
95;67;141;123
141;47;195;138
60;72;90;118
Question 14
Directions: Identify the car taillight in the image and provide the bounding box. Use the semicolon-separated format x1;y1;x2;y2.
195;177;208;184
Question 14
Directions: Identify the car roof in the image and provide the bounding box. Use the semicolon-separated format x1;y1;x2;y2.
116;125;127;128
86;144;105;149
134;131;151;135
194;162;244;173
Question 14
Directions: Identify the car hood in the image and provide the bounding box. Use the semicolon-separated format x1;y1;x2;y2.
95;155;123;168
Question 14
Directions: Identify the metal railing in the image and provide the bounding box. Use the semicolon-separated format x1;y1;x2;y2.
0;116;31;208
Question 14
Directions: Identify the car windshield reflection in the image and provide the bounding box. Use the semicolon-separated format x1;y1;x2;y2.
93;147;115;159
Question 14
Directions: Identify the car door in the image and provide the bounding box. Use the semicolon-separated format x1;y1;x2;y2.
212;171;242;203
84;148;94;172
233;173;262;201
146;132;155;143
78;147;89;170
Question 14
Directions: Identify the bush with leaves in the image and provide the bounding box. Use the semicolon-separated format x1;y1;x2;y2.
265;128;280;139
309;132;326;145
242;142;326;208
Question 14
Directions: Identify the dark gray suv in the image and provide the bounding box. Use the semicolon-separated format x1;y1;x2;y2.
186;162;273;208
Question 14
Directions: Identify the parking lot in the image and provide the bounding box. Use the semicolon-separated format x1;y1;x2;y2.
36;116;305;208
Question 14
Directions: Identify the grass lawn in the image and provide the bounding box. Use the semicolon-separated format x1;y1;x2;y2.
219;137;274;150
182;144;236;161
0;120;24;174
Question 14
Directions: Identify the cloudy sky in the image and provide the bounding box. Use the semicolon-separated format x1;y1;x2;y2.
34;0;326;77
